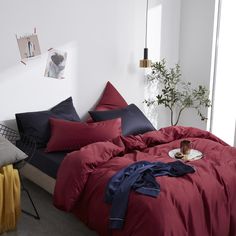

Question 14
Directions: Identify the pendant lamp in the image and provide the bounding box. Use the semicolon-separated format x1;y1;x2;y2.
140;0;151;68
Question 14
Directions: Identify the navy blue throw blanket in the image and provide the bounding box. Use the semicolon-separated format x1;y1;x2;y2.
104;160;195;229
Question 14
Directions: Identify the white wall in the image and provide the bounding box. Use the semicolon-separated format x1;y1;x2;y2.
178;0;216;130
144;0;181;129
147;0;181;65
0;0;182;130
0;0;147;128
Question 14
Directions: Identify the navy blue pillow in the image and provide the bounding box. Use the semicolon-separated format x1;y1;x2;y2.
89;104;155;136
15;97;80;147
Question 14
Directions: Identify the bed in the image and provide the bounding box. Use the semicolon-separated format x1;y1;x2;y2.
12;82;236;235
54;126;236;236
20;148;67;194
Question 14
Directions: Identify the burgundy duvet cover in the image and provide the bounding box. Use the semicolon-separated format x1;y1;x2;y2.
54;126;236;236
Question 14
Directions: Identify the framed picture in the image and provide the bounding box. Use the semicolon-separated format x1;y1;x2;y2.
17;34;41;60
44;49;67;79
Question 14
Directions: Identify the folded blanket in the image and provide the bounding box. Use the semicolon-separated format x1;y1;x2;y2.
0;164;21;234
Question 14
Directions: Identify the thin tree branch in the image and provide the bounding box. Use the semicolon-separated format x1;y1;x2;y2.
173;107;185;126
170;109;174;126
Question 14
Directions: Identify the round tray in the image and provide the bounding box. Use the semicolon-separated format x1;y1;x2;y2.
169;148;203;161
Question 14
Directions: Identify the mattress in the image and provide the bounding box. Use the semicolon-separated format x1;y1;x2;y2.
27;148;67;179
16;141;67;193
21;163;56;194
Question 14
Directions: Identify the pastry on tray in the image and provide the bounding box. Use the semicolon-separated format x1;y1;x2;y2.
174;152;184;159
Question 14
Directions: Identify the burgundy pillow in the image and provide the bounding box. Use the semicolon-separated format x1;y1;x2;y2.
46;118;122;152
95;81;128;111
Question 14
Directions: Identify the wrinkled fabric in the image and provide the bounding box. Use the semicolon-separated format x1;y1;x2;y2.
54;126;236;236
105;160;195;229
0;164;21;234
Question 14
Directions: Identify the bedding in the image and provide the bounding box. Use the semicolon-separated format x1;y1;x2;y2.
54;126;236;236
105;160;195;229
87;81;128;123
18;145;67;179
46;118;122;152
93;81;128;111
15;97;80;147
89;104;156;136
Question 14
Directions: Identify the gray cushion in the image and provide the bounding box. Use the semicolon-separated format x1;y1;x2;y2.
0;135;27;167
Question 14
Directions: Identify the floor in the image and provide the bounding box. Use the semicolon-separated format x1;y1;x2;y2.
4;178;98;236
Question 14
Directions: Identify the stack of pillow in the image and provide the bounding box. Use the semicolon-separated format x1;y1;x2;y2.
15;82;155;153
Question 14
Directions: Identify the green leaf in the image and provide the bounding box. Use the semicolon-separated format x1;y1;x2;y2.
143;58;211;125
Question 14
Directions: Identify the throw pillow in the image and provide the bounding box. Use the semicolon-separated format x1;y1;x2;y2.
46;118;122;152
89;104;155;136
0;135;27;167
95;81;128;111
15;97;80;147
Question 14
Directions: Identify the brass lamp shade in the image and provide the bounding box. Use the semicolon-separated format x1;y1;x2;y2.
140;48;151;68
140;59;151;68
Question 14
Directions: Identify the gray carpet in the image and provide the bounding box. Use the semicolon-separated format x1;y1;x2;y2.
4;178;98;236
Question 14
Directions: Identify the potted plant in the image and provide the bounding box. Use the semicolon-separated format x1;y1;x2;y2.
144;59;211;126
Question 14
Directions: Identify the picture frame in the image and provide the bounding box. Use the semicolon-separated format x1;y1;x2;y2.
44;49;67;79
16;34;41;60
